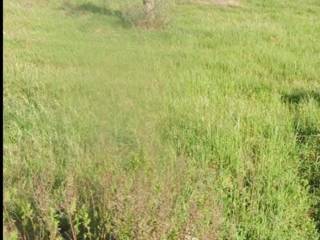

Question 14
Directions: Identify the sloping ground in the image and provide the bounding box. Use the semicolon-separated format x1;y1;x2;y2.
4;0;320;239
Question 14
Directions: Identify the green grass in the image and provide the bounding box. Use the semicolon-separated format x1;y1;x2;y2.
4;0;320;239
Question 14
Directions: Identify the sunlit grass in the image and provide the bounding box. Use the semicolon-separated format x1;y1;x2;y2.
4;0;320;239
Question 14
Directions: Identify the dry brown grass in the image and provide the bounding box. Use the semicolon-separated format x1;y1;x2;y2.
97;155;222;239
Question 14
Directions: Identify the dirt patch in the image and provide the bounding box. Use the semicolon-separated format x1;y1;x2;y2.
193;0;240;7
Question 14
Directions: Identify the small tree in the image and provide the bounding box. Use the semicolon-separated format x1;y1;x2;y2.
122;0;170;28
143;0;155;20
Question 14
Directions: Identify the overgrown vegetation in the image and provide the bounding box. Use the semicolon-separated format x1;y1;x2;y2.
4;0;320;239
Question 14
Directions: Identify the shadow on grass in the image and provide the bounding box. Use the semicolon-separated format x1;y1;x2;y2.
60;2;131;28
282;89;320;234
281;89;320;106
295;125;320;233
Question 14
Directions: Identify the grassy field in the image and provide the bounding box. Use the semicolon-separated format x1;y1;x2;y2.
3;0;320;239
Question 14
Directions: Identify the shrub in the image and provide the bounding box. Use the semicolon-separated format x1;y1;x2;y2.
122;0;173;28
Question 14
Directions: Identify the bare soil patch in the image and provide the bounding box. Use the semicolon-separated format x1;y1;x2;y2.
193;0;240;7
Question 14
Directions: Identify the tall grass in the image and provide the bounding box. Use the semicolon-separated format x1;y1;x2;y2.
4;0;320;239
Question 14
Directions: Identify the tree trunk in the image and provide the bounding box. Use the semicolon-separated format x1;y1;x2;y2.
143;0;155;20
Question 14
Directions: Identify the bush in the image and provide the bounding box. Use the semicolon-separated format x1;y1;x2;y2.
122;0;173;28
